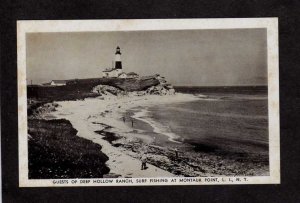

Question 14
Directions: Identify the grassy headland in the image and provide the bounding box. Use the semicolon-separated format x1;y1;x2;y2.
28;77;160;101
28;119;110;179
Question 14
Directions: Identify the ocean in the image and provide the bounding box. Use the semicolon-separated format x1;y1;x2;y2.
130;86;269;158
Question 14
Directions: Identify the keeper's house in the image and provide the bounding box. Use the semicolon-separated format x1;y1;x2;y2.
43;80;67;86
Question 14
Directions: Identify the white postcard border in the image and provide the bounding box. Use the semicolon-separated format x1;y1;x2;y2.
17;18;280;187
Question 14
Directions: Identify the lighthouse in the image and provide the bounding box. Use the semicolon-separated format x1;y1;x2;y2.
115;46;122;69
103;46;138;78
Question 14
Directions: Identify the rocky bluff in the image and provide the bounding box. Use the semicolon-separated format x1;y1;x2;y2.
27;75;175;101
68;75;174;92
92;75;175;96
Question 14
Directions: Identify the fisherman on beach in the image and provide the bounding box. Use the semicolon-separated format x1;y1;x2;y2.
174;148;179;159
131;119;134;127
141;153;147;170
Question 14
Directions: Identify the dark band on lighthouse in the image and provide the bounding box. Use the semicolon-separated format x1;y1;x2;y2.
115;46;122;69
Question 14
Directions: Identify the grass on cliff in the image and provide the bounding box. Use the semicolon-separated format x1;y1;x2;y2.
27;76;160;101
28;119;110;179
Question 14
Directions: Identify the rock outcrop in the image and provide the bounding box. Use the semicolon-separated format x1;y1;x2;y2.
91;74;176;97
145;84;175;95
92;83;175;97
113;76;160;91
92;85;126;96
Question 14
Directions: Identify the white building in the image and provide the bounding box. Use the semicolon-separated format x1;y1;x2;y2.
43;80;67;86
102;68;122;78
118;72;128;78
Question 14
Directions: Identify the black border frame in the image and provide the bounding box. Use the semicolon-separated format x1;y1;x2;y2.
1;0;300;202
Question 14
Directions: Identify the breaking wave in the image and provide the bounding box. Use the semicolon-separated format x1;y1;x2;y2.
131;109;182;143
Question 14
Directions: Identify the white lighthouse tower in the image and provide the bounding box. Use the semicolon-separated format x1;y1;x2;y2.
115;46;122;70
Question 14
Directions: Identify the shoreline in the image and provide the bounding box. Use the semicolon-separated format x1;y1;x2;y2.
47;93;269;177
48;93;198;177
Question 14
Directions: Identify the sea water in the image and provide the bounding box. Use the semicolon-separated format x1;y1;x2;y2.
131;86;268;157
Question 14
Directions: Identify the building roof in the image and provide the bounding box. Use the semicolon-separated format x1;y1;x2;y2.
118;72;127;76
127;72;138;76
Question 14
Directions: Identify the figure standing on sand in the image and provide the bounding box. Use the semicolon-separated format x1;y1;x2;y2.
122;116;134;127
141;153;147;170
174;148;179;159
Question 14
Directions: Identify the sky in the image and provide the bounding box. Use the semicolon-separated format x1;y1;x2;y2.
26;28;267;86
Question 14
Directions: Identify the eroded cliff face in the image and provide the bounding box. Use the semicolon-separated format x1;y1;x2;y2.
66;76;161;92
92;78;175;97
27;75;174;101
112;77;160;91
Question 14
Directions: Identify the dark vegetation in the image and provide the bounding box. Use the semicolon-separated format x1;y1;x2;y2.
28;119;110;179
27;100;47;116
28;77;159;101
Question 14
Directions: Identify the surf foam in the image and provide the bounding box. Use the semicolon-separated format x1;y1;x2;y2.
132;109;182;143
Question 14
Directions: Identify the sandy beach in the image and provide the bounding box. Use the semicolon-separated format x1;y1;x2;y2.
49;93;199;177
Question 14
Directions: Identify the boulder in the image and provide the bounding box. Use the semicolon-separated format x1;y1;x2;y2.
92;85;126;96
145;84;176;95
92;75;175;96
113;77;160;91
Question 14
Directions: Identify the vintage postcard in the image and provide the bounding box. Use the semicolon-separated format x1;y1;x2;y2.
17;18;279;187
